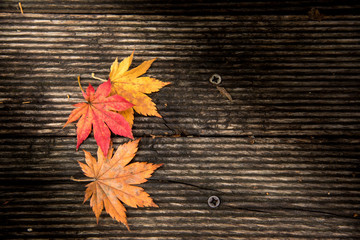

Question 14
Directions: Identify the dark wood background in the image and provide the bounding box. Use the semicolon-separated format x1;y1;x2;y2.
1;1;360;239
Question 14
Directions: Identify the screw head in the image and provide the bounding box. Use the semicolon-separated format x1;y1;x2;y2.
208;195;221;208
209;74;222;85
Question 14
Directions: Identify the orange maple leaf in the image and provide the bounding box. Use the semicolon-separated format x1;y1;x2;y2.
64;79;134;156
77;139;162;230
109;51;171;126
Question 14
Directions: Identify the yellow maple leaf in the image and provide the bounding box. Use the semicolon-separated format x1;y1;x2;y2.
77;139;162;230
109;51;170;126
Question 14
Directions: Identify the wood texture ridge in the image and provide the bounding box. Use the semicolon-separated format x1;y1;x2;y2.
1;2;360;239
1;0;360;15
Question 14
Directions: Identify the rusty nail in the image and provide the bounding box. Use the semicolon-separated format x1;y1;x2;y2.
209;74;222;85
208;195;221;208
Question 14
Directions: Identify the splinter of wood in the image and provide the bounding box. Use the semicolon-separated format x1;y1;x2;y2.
216;86;233;102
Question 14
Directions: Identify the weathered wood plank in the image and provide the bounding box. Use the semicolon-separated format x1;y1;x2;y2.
1;0;360;15
0;13;360;138
1;137;359;239
1;4;360;239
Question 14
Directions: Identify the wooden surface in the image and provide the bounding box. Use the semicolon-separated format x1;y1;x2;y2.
1;1;360;239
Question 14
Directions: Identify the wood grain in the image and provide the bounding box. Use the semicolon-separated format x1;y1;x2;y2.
1;1;360;239
1;137;359;238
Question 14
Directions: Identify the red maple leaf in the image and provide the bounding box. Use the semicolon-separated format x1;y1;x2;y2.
64;79;133;156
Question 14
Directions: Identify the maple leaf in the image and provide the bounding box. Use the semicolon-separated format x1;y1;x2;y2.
64;79;133;156
109;51;171;126
77;139;162;229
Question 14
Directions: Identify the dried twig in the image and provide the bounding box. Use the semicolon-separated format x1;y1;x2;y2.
18;2;24;14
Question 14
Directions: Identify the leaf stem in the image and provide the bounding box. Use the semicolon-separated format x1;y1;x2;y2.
70;176;94;182
91;73;107;82
77;75;84;93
